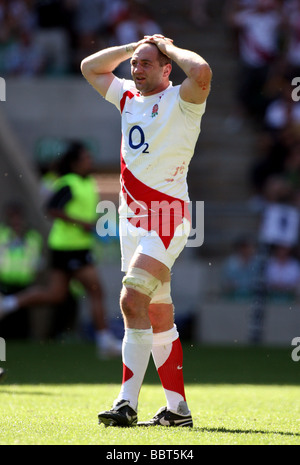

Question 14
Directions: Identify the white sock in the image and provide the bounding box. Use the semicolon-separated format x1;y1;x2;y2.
152;325;187;412
116;327;153;411
1;296;18;314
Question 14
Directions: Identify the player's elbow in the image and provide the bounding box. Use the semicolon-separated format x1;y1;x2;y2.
81;57;100;80
80;58;91;78
193;63;212;90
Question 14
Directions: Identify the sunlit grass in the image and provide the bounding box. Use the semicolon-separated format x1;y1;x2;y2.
0;342;299;445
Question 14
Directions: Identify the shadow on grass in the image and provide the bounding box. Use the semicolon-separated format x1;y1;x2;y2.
194;426;300;438
0;389;56;396
0;341;299;386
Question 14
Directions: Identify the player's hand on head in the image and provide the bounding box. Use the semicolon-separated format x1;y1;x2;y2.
144;35;173;45
144;34;173;41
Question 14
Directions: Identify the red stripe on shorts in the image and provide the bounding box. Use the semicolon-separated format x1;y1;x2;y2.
120;152;190;249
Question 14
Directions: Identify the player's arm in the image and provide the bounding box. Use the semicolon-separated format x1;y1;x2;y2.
80;39;148;97
146;35;212;104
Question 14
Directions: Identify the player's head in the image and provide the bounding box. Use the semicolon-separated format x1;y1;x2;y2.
130;42;172;96
58;141;94;177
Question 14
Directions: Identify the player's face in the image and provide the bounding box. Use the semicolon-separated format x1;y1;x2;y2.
131;44;169;96
73;149;94;176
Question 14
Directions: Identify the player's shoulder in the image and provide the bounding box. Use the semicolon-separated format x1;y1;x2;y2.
107;77;140;108
159;83;180;104
111;76;138;95
53;173;77;190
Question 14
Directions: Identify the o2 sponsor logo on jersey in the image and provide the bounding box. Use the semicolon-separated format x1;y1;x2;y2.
128;125;149;153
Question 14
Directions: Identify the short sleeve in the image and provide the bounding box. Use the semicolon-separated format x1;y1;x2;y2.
105;76;124;111
179;96;207;118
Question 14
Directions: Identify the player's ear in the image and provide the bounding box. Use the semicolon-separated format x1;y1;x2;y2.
163;63;172;78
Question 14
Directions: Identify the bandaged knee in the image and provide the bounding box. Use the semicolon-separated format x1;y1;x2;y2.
150;281;172;305
122;267;162;299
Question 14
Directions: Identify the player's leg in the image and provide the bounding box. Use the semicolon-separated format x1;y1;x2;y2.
0;250;79;319
136;224;192;426
135;278;193;427
118;254;168;400
73;264;122;357
0;269;70;318
139;299;193;427
98;253;166;427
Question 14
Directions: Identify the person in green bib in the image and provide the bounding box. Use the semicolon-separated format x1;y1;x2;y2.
0;202;43;339
0;142;122;358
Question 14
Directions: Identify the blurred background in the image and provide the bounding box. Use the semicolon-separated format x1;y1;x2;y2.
0;0;300;347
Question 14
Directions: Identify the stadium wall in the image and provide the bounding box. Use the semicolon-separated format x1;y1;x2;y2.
1;77;121;168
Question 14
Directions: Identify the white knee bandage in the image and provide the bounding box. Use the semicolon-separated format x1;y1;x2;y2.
122;267;162;299
150;281;172;305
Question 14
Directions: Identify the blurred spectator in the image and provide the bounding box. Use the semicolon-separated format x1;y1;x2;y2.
283;143;300;192
0;0;70;76
72;0;111;37
263;77;300;147
0;0;162;76
7;0;36;33
112;3;162;45
266;244;300;300
221;234;257;299
226;0;283;125
34;0;71;75
0;0;38;75
258;175;300;248
189;0;209;27
111;2;162;77
250;77;300;195
4;28;46;76
70;0;128;72
249;173;300;341
281;0;300;78
0;0;12;44
249;135;282;198
0;202;43;339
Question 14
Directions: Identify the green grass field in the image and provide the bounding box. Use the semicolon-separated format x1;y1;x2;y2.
0;341;299;446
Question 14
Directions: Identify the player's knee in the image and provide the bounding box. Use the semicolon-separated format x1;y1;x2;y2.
150;281;172;305
120;267;162;317
122;267;162;299
119;289;139;318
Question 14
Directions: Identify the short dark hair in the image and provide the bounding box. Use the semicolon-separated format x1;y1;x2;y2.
145;41;172;67
58;141;86;175
157;48;172;67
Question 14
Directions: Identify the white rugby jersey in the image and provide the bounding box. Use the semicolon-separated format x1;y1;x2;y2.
105;76;206;248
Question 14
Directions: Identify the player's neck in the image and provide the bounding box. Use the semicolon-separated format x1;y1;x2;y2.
140;82;170;97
